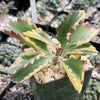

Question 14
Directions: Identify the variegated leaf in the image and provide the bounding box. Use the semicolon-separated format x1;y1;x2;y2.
70;23;99;44
4;29;40;52
56;10;85;48
11;56;52;83
62;41;98;57
23;28;55;54
9;48;39;74
61;57;83;93
25;28;54;45
3;19;41;51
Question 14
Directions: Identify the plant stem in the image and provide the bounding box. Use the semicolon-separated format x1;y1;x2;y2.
54;48;64;65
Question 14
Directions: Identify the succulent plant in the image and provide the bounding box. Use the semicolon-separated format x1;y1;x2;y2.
37;7;48;16
72;0;97;10
42;0;61;7
0;1;16;22
82;78;100;100
7;37;24;47
0;43;21;66
2;10;99;93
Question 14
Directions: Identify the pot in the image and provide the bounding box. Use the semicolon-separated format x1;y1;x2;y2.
30;69;93;100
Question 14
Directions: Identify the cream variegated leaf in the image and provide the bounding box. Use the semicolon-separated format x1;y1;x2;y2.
61;57;83;93
23;28;55;54
11;56;53;83
62;41;98;57
9;48;39;74
4;30;41;52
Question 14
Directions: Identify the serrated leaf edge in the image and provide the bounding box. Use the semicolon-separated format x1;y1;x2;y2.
11;63;49;83
61;62;82;93
4;29;41;52
83;23;100;42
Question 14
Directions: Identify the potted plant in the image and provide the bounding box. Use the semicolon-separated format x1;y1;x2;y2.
2;10;99;100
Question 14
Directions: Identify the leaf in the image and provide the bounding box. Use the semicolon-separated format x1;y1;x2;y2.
70;23;99;44
4;19;36;35
23;28;55;54
4;29;40;52
9;48;39;74
61;57;83;93
62;41;98;57
11;56;52;83
3;19;55;54
3;19;42;51
56;10;85;48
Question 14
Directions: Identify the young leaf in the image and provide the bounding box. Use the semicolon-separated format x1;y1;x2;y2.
9;48;39;74
70;23;99;44
56;10;85;48
61;57;83;93
11;56;52;83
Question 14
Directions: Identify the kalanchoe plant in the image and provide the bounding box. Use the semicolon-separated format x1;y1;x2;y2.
0;1;16;22
3;10;99;93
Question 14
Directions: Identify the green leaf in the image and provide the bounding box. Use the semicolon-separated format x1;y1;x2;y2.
4;19;36;35
62;41;98;57
11;56;52;83
9;48;38;74
56;10;85;48
61;57;83;93
70;23;99;44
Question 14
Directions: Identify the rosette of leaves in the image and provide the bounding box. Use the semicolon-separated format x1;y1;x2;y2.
72;0;97;10
0;43;21;66
82;78;100;100
0;1;16;22
3;10;99;93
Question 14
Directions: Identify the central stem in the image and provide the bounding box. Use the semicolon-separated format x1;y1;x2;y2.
54;48;64;65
